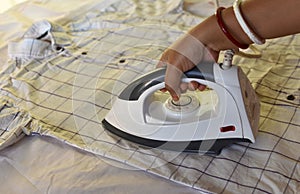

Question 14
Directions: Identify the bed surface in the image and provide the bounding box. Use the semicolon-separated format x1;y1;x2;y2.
0;0;299;193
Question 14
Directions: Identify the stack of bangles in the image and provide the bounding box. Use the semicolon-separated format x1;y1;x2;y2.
216;0;265;50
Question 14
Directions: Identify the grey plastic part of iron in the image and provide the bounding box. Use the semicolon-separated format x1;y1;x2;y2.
119;61;215;101
102;119;252;155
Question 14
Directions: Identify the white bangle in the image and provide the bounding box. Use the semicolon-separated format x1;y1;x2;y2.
233;0;265;45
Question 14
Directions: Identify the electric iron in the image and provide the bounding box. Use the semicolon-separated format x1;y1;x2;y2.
102;53;260;154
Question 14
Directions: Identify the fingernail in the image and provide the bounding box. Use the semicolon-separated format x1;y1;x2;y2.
172;95;179;101
160;88;167;93
199;85;206;91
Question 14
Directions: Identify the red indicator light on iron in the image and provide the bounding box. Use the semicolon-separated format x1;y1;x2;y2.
220;125;236;132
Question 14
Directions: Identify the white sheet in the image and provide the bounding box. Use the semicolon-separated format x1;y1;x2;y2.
0;136;200;193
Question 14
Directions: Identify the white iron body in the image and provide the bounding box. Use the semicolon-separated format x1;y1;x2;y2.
102;62;260;154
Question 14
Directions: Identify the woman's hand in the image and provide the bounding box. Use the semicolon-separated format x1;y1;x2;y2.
157;33;219;101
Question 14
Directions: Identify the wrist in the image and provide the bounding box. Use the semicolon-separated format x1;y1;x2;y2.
189;7;253;52
221;7;253;46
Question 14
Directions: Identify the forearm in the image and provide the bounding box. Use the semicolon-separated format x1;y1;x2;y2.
188;0;300;52
242;0;300;39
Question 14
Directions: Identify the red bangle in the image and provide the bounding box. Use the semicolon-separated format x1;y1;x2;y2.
216;7;249;49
